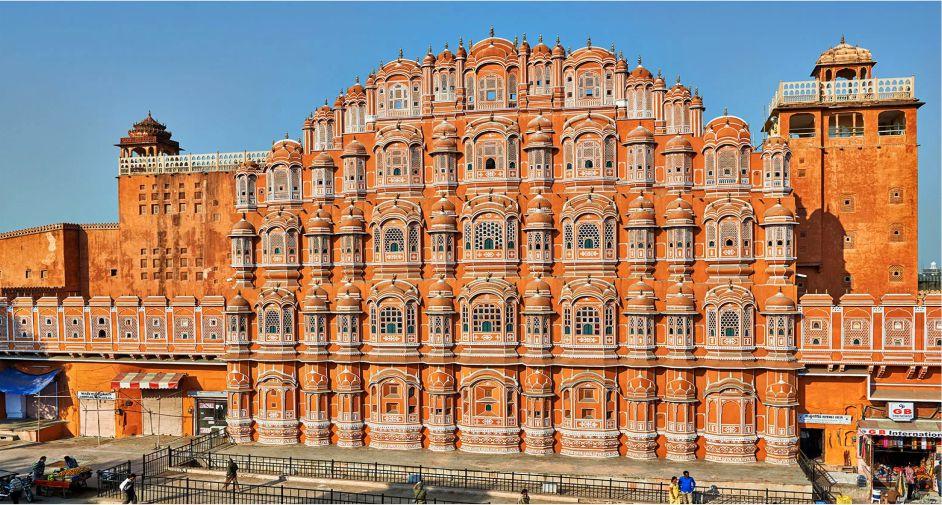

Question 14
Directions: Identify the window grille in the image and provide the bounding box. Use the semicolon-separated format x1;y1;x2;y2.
575;306;600;336
474;221;503;250
472;303;501;332
384;227;405;253
577;222;600;250
380;307;403;335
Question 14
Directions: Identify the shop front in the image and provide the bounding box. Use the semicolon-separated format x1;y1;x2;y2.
858;418;942;501
110;371;187;437
190;391;227;435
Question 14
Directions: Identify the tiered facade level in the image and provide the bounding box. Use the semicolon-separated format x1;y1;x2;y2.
0;35;936;465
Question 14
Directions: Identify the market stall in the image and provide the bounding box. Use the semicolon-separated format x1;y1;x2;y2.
858;419;942;501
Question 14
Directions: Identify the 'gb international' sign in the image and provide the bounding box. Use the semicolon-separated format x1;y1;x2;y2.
888;402;915;422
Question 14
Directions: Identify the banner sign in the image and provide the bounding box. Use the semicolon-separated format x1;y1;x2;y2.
798;414;852;425
77;391;116;400
859;428;942;438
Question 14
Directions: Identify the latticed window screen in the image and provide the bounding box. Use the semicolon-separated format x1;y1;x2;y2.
410;145;422;175
575;306;600;336
577;222;600;249
604;137;616;169
604;306;615;336
577;140;600;169
505;302;515;332
718;148;737;178
121;316;137;340
385;147;407;176
720;309;740;338
472;304;501;332
406;303;417;334
146;316;165;340
380;307;402;335
282;310;293;336
802;317;829;346
384;227;405;253
927;319;942;347
564;223;573;249
475;221;503;250
173;316;193;340
843;317;871;347
265;310;280;336
883;318;913;347
604;220;616;250
507;137;518;172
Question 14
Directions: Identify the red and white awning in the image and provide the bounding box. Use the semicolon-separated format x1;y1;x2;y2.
111;372;186;390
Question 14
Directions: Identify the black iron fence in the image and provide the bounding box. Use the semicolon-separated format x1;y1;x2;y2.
95;459;132;498
192;452;814;504
798;451;836;503
138;475;467;504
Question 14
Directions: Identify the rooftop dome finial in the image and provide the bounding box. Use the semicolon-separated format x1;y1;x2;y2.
428;45;432;54
444;41;448;49
458;37;463;47
513;35;518;45
586;35;591;47
555;35;561;46
840;34;845;44
284;131;289;140
522;33;527;42
489;26;494;37
610;43;615;52
724;106;729;116
676;74;681;84
637;54;642;66
694;86;699;97
398;48;403;60
538;34;543;43
355;75;359;83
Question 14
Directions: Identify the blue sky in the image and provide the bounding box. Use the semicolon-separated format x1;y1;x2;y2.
0;2;938;266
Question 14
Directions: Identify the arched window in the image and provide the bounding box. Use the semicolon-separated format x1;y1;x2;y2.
475;221;503;250
384;227;405;253
575;306;600;336
385;146;407;177
578;70;600;98
388;84;408;110
577;222;599;249
380;307;403;335
472;303;501;333
576;140;600;175
478;75;503;102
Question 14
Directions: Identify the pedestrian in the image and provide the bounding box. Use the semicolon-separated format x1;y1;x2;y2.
678;470;696;504
223;457;239;490
119;473;137;504
934;456;942;497
413;479;427;504
8;474;24;504
30;456;46;481
904;463;916;500
669;476;681;504
518;488;530;504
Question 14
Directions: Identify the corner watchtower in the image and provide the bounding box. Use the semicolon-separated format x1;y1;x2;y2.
764;38;921;299
116;112;181;158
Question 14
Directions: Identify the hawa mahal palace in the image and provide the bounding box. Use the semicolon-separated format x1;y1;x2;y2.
0;32;936;466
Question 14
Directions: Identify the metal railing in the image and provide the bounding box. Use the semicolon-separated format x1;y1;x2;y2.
118;151;268;176
190;452;814;504
139;476;465;504
797;451;836;503
96;459;132;498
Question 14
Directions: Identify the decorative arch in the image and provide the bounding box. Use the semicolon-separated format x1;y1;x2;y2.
259;211;301;265
559;279;618;348
704;285;756;350
368;280;420;347
560;194;618;262
703;198;755;260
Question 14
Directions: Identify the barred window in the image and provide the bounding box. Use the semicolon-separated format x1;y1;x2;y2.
564;223;573;250
604;136;616;170
604;306;615;336
577;140;600;169
384;227;405;253
409;224;420;253
507;136;519;173
410;145;422;175
282;310;293;336
577;222;600;249
472;303;501;333
380;307;403;335
718;147;737;178
385;147;407;176
720;309;740;338
475;221;503;250
603;220;615;251
563;307;571;335
406;303;417;334
265;310;280;335
843;317;870;347
575;306;600;336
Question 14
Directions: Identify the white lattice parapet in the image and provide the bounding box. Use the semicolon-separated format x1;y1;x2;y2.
118;151;268;175
768;76;916;115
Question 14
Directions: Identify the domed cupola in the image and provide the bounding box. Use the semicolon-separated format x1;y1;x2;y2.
627;193;657;226
812;36;875;80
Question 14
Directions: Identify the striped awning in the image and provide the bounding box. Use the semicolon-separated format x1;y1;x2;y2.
111;372;185;390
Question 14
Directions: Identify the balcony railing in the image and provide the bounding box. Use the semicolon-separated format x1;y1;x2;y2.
376;107;419;119
119;151;268;175
665;125;692;135
768;77;916;115
565;96;615;108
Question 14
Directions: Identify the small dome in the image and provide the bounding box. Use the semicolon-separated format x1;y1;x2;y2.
665;283;696;311
615;58;628;73
427;368;455;392
628;195;657;223
229;293;250;308
527;193;553;211
653;71;666;88
347;79;365;96
624;125;655;144
763;135;789;152
455;42;467;59
527;130;553;146
437;47;455;64
625;376;656;400
664;135;694;153
766;380;797;404
429;277;453;294
303;369;329;391
690;94;703;107
551;42;566;58
342;139;368;157
428;295;455;310
764;203;795;221
237;159;260;172
526;114;553;132
335;367;362;391
665;198;695;223
531;41;551;58
525;276;551;294
313;104;332;120
666;377;696;400
704;115;752;145
230;217;255;235
626;280;657;310
524;369;553;395
312;151;335;168
431;136;458;153
267;138;303;165
630;63;653;80
340;203;366;230
422;51;436;66
431;213;457;228
432;119;458;137
337;281;361;299
431;196;456;214
765;291;797;312
336;296;361;309
816;38;873;66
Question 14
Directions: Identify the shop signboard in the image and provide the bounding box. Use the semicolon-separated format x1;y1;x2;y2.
858;428;942;438
77;391;116;400
888;401;915;421
798;413;852;425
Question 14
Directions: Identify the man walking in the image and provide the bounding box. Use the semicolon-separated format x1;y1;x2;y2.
517;488;530;504
223;458;239;491
413;479;427;504
119;473;137;504
678;470;696;504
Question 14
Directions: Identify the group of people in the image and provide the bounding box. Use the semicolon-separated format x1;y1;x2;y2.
4;456;48;503
668;471;698;504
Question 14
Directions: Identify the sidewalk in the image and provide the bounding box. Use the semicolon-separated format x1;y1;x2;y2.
216;443;812;493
